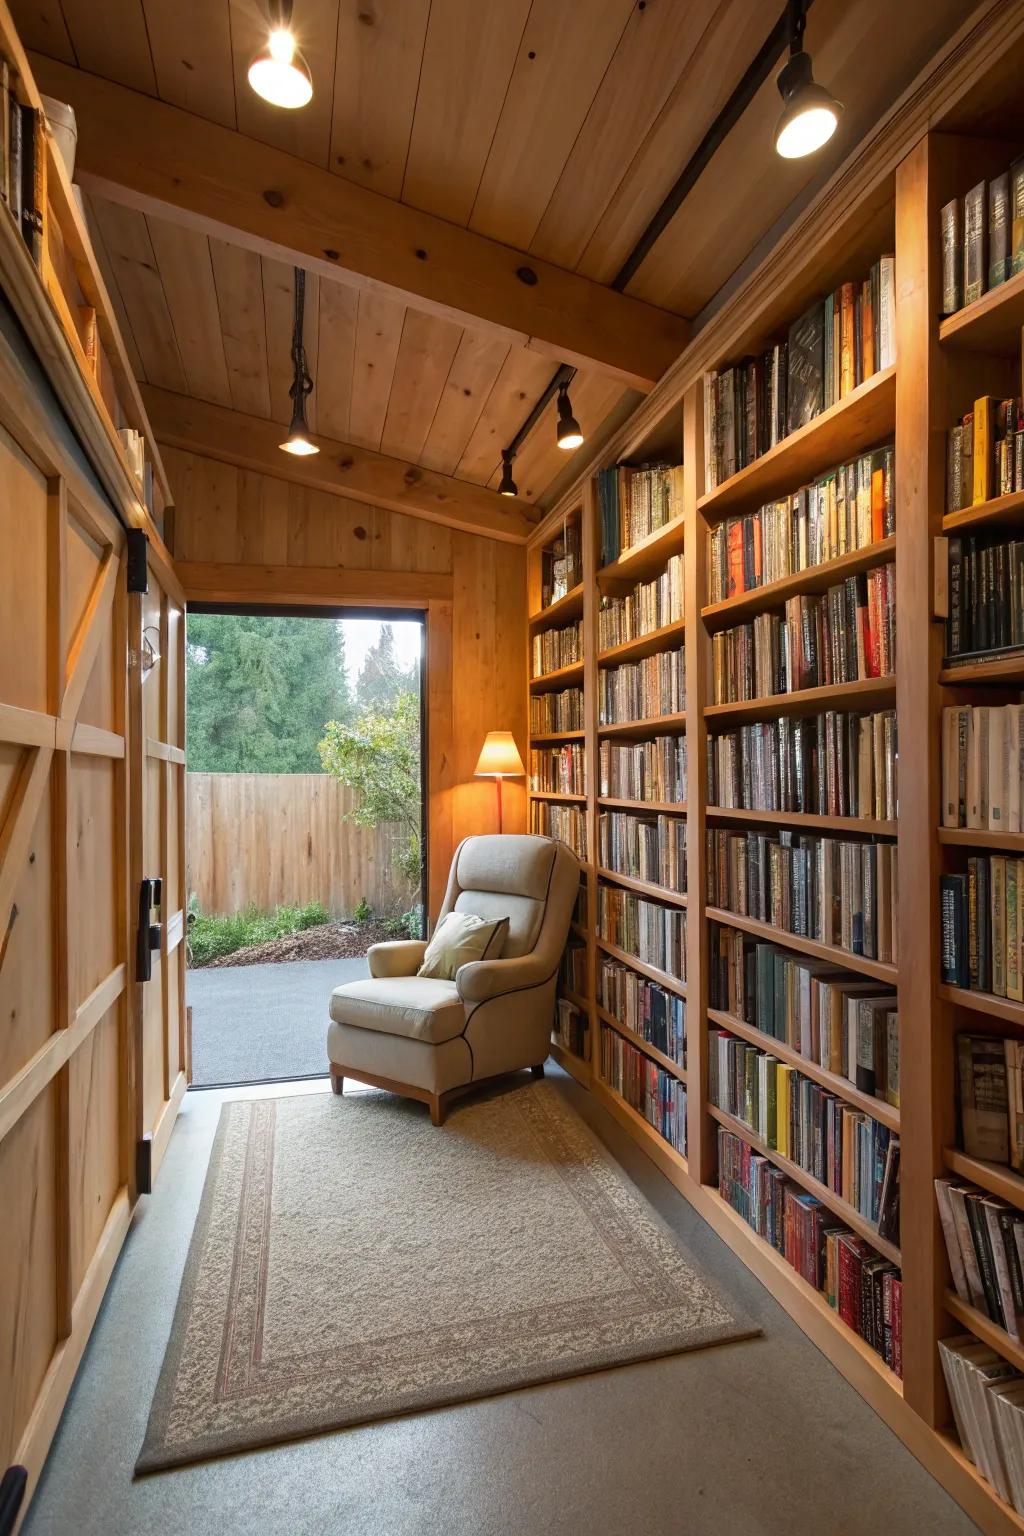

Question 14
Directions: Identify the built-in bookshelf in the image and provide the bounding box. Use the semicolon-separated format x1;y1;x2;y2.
525;98;1024;1535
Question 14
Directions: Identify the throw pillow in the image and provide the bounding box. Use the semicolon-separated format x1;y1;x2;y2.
417;910;509;980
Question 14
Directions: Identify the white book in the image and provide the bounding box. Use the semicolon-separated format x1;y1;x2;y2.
991;1381;1024;1517
1012;705;1024;836
967;706;983;828
878;255;896;369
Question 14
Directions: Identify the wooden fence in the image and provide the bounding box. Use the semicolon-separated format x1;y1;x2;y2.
186;773;417;917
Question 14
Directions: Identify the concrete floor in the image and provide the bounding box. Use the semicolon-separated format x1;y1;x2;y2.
23;1070;980;1536
187;956;369;1085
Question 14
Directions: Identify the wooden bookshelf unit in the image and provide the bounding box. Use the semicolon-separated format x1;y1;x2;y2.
525;70;1024;1532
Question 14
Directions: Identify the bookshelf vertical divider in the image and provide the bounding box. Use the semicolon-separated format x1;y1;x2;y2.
582;481;601;1080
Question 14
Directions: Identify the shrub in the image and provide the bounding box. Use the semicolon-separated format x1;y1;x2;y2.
188;900;329;967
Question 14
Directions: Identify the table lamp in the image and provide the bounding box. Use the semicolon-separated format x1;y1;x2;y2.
474;731;525;835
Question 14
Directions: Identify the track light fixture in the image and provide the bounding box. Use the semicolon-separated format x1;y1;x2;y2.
249;0;313;110
555;382;584;451
774;0;840;160
280;268;319;457
498;449;518;497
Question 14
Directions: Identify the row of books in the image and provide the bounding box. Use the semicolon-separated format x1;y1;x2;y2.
947;396;1024;511
553;998;588;1060
707;709;898;822
530;686;584;735
598;956;686;1069
596;554;684;652
529;744;585;797
596;883;686;981
708;922;900;1110
702;257;896;490
539;523;581;610
939;1336;1024;1518
1;65;45;269
937;1177;1024;1343
558;941;587;996
705;447;895;605
707;828;899;965
956;1033;1024;1171
601;1025;686;1156
595;463;684;568
710;565;896;704
941;168;1024;316
709;1031;900;1238
947;534;1024;662
719;1128;903;1374
940;856;1024;997
598;647;685;723
531;621;582;678
530;800;587;858
598;734;686;805
598;810;687;895
942;705;1024;832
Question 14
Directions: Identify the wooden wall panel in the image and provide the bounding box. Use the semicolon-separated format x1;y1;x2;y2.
165;448;528;921
0;786;54;1088
0;420;47;711
67;756;118;1007
67;1006;120;1299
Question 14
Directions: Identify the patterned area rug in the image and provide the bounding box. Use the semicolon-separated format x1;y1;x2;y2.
138;1083;757;1473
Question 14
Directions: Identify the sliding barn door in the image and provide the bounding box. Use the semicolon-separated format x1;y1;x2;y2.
129;550;188;1189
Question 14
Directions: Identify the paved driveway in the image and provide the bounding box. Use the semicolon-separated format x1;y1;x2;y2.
187;956;370;1086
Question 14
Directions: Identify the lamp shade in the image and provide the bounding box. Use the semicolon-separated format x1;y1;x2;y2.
474;731;525;778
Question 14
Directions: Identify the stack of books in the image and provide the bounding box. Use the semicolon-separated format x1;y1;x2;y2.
598;809;686;893
939;1337;1024;1517
702;256;895;490
707;828;899;964
598;956;686;1067
597;554;684;650
539;522;581;608
941;856;1024;996
530;800;586;858
598;648;685;722
529;743;585;795
711;563;896;703
0;63;46;269
596;884;686;980
937;1179;1024;1339
531;621;583;678
601;1024;687;1155
955;1033;1024;1170
553;998;588;1059
599;734;686;804
940;167;1024;316
706;447;895;604
596;462;684;567
942;704;1024;830
947;396;1024;510
530;686;585;734
708;709;897;820
558;942;587;995
946;534;1024;662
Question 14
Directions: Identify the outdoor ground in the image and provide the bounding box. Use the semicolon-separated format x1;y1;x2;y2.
187;956;369;1086
197;916;398;968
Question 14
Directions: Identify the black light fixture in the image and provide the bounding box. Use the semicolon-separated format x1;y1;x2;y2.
280;268;319;457
555;381;584;451
498;449;518;497
774;0;840;160
249;0;313;110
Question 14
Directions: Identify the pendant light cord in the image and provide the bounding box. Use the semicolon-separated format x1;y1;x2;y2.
289;267;313;414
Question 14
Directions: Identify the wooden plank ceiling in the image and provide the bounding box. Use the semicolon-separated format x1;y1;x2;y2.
17;0;968;508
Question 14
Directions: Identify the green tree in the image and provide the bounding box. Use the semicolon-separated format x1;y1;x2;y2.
355;622;416;710
318;689;422;886
186;614;351;772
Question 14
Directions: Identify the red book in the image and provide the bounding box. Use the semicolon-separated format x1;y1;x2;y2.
726;519;744;597
891;1276;903;1377
837;1232;872;1333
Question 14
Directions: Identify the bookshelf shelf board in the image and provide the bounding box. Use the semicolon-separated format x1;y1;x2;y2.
704;674;896;727
529;582;584;628
943;489;1024;534
707;1006;901;1132
550;1039;591;1088
706;805;897;838
944;1290;1024;1374
944;1148;1024;1210
701;536;897;631
560;986;590;1012
934;1432;1024;1536
707;1103;901;1264
591;1076;689;1183
597;617;687;666
940;652;1024;685
595;865;688;908
596;1004;688;1083
594;937;687;999
598;711;687;739
529;729;586;744
705;905;898;983
938;827;1024;853
939;267;1024;356
596;516;686;589
697;1185;904;1395
937;984;1024;1027
597;796;687;815
529;660;585;690
697;365;896;520
528;789;587;802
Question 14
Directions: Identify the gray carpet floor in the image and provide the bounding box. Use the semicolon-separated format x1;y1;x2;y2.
187;957;369;1085
22;1070;980;1536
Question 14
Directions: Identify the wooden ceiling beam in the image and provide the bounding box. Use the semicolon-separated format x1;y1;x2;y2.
30;56;689;393
142;385;537;546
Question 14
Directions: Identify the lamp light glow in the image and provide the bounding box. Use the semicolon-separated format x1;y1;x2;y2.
249;6;313;109
498;450;518;497
474;731;525;834
555;382;584;451
774;51;840;159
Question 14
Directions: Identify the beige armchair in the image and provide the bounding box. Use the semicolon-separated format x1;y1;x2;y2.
327;834;580;1124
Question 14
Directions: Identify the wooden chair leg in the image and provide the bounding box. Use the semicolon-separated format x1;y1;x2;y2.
531;1063;545;1079
330;1067;344;1096
429;1094;445;1126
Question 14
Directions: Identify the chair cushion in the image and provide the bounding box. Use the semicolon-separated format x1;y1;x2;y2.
417;910;509;979
453;890;542;959
455;834;556;902
328;976;465;1044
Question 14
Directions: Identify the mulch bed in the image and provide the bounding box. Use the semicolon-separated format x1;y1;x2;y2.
199;918;398;969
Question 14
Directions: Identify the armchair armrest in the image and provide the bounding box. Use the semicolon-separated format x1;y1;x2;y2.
367;940;427;978
456;951;552;1004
